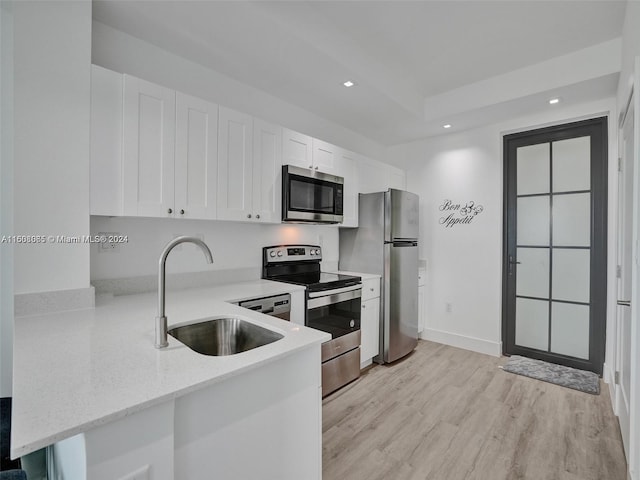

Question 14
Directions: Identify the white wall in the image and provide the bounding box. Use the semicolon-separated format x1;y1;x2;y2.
617;1;640;108
91;21;385;162
1;0;14;397
388;97;618;358
13;0;92;295
90;217;339;283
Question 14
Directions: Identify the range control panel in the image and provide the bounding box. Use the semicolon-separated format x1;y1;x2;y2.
263;245;322;263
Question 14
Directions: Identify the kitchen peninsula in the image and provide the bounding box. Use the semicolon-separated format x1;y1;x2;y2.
11;281;328;480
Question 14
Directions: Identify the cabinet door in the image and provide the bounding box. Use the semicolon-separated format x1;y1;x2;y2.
123;75;175;217
418;284;425;335
312;138;337;174
357;156;406;194
337;149;359;227
283;128;312;169
175;92;218;220
361;297;380;363
253;118;282;223
217;106;253;221
90;65;123;216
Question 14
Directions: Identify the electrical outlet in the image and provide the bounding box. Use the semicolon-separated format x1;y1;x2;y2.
98;232;121;253
117;465;150;480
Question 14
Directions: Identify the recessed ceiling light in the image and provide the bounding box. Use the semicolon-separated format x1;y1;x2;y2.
443;124;451;129
549;98;560;105
343;80;355;87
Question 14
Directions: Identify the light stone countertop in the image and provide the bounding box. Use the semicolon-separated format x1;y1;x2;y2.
11;280;329;458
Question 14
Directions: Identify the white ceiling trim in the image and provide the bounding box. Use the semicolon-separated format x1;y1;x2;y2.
423;37;622;123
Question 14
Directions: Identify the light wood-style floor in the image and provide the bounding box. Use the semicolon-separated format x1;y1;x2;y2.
322;340;627;480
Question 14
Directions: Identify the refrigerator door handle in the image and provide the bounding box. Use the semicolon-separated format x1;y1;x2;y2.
389;241;418;247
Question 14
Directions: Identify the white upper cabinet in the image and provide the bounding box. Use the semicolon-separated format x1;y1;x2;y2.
90;65;123;216
252;118;283;223
358;156;406;193
217;111;283;223
283;131;337;175
336;149;359;227
217;106;254;221
91;66;394;227
282;128;313;170
123;75;176;218
175;92;218;220
311;138;337;174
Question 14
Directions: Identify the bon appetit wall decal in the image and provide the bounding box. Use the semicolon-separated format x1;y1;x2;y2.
439;199;484;228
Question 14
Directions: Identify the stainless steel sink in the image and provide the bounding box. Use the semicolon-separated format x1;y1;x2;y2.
168;316;283;356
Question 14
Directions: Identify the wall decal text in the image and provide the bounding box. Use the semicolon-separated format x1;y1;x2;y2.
439;199;484;228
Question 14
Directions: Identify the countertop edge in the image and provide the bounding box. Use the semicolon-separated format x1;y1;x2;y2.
10;329;328;459
11;279;324;458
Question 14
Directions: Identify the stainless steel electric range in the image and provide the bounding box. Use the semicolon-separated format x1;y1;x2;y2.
262;245;362;396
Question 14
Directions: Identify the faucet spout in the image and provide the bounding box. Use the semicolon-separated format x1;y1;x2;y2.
155;236;213;348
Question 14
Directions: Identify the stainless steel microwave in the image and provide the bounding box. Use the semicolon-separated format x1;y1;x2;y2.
282;165;344;224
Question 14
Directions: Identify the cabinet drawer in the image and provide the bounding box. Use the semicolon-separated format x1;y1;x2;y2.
361;277;380;301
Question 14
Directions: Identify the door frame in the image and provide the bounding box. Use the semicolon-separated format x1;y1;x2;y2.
501;117;608;375
616;84;634;463
628;56;640;480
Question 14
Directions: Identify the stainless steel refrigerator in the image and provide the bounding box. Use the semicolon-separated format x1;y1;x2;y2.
339;189;419;364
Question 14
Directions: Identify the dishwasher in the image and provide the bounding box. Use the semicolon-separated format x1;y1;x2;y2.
238;293;291;321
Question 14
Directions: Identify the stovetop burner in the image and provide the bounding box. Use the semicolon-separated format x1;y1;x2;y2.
262;245;361;293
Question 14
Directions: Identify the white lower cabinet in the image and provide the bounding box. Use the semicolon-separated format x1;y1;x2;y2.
361;298;380;366
360;277;381;367
418;268;426;336
51;345;322;480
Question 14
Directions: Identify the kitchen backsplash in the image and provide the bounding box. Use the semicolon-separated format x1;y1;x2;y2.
90;216;339;294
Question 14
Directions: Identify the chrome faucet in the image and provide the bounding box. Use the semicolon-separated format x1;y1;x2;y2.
155;236;213;348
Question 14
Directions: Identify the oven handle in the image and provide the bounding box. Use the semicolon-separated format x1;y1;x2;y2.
308;284;362;299
308;286;362;309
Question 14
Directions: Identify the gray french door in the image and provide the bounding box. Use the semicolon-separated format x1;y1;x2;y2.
503;117;608;374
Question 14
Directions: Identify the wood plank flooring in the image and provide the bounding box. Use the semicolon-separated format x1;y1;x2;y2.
322;340;627;480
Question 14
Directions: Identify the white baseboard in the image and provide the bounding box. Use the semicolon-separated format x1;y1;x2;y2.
603;362;617;411
420;328;501;357
360;358;373;370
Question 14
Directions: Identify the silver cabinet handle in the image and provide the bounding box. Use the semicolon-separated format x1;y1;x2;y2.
315;166;319;170
168;208;173;214
370;288;374;291
618;300;631;307
247;214;252;219
180;209;185;215
256;214;260;219
308;165;313;169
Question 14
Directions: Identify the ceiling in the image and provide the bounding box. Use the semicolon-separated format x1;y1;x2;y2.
92;1;627;146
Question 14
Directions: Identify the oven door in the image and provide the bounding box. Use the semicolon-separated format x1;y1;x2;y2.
307;286;361;339
282;165;344;223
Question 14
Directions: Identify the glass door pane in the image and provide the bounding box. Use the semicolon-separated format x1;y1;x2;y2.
513;137;592;358
505;118;607;374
